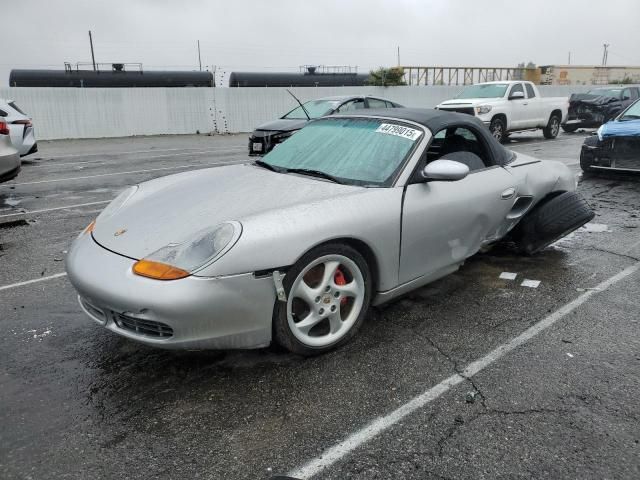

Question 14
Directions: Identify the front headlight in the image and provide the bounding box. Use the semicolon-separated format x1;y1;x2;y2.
132;221;242;280
475;105;492;115
596;125;604;141
97;185;138;221
272;131;294;142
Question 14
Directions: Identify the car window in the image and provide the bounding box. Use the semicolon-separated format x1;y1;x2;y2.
385;101;396;108
509;83;524;97
427;126;491;170
8;102;26;115
336;99;365;112
525;83;536;98
367;98;387;109
622;89;633;101
282;99;341;120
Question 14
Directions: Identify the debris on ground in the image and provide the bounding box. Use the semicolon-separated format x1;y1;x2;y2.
499;272;518;280
521;279;541;288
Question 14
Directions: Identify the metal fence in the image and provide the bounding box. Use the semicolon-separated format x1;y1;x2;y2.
0;84;626;140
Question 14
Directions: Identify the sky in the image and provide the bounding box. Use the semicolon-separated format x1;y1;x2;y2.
3;0;640;86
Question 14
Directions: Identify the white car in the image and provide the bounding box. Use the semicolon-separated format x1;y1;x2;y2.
436;81;568;143
0;99;37;157
0;120;20;182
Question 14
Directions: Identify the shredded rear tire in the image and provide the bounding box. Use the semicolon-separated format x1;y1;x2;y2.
514;192;595;255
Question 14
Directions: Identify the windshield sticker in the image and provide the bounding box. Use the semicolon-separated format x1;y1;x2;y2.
375;123;423;141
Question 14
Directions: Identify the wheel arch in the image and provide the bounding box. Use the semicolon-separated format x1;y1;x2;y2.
491;113;508;129
295;237;380;293
549;109;562;122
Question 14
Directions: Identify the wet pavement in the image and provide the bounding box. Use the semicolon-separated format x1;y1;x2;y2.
1;131;639;479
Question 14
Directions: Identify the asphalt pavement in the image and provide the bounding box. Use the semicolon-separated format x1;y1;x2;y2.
1;130;639;480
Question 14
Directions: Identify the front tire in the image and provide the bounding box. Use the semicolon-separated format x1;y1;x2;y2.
543;114;561;139
273;243;372;356
489;117;506;143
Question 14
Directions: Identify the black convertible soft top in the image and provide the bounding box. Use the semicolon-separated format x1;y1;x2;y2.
335;107;514;166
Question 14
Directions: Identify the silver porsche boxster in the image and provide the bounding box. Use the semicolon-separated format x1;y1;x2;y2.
66;109;594;355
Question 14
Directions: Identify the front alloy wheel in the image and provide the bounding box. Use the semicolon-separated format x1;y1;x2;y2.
273;244;371;355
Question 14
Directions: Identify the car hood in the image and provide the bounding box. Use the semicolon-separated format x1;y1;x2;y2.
253;118;308;135
92;163;361;260
568;93;619;107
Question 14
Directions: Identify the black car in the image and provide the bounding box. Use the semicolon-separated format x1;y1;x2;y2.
580;98;640;173
563;86;640;132
248;95;402;155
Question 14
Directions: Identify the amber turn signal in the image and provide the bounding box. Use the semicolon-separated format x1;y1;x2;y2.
83;220;96;235
132;260;190;280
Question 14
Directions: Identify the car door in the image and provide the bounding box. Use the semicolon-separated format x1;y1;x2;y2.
507;83;528;129
399;126;516;284
524;83;544;126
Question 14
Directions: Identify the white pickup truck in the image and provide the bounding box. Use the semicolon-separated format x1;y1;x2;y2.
436;81;568;142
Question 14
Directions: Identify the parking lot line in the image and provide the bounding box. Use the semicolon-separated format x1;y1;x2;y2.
289;261;640;480
39;145;246;160
0;200;111;219
0;159;248;187
0;272;67;292
33;147;248;168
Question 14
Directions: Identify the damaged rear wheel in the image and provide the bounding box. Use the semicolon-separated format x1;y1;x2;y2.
513;191;595;255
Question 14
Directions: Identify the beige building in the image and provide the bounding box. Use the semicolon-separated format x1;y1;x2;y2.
539;65;640;85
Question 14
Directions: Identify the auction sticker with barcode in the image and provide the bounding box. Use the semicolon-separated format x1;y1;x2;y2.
375;123;422;141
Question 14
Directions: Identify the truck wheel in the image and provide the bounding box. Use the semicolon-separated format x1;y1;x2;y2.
543;114;561;139
561;124;578;133
489;117;506;143
514;192;595;255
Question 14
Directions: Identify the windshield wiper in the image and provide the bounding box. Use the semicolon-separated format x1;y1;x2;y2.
253;160;279;172
284;168;344;184
286;89;311;121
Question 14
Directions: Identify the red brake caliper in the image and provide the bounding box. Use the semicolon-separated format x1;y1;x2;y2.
334;269;348;305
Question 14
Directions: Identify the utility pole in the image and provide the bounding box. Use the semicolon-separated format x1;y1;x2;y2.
88;30;96;71
602;43;609;66
397;46;400;67
568;51;571;65
197;40;202;71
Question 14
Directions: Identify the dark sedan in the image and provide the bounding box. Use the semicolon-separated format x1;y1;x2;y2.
248;95;402;155
563;86;639;132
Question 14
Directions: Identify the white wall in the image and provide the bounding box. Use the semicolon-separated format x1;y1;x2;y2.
0;84;617;140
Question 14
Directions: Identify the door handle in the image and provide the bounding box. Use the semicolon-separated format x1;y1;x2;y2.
523;103;528;106
501;187;516;200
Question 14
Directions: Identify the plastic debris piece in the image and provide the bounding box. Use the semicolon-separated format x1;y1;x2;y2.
566;353;574;358
465;391;479;403
521;279;541;288
499;272;518;280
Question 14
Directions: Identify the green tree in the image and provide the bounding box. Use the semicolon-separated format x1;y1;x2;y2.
366;67;406;86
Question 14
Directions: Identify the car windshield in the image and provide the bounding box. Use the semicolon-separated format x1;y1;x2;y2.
282;99;341;119
260;117;423;186
455;84;508;99
619;101;640;121
587;88;622;99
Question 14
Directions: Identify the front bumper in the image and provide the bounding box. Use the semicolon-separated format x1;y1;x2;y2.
581;137;640;172
0;152;21;182
66;234;277;349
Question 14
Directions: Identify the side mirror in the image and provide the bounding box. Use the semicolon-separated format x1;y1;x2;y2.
509;91;525;100
422;159;469;182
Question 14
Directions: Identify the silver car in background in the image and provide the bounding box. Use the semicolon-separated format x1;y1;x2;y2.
0;98;37;157
0;119;20;182
66;109;593;356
